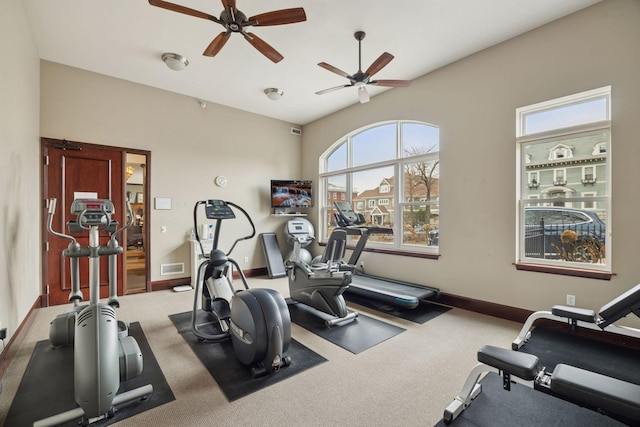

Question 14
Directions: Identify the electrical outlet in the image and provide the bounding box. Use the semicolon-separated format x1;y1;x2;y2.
244;257;249;264
566;294;576;306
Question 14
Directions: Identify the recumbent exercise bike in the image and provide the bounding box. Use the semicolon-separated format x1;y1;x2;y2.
286;217;358;327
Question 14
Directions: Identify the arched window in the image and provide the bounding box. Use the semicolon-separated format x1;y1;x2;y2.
319;121;440;253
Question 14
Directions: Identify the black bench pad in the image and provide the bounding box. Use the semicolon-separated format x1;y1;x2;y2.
478;345;539;380
599;283;640;324
551;305;596;323
551;364;640;421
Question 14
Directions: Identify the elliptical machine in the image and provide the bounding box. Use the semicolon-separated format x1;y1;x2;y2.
36;199;152;427
286;218;358;327
191;199;291;378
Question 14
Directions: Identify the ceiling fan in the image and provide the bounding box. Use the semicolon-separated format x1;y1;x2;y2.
316;31;411;104
148;0;306;63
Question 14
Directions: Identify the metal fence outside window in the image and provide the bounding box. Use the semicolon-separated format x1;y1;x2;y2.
524;219;606;260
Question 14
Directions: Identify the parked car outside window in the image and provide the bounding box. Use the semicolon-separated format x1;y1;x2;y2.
523;206;606;262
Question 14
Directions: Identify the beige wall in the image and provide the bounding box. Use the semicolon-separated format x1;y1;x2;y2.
302;0;640;324
40;61;303;285
0;0;41;342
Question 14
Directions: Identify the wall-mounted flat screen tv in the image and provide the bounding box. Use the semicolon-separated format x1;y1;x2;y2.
271;180;313;208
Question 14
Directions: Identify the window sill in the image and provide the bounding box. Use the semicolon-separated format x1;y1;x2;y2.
514;262;613;280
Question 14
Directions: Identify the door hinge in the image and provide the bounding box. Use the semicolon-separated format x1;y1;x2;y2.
44;154;49;165
45;241;49;251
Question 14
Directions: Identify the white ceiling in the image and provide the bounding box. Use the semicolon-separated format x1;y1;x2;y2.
22;0;600;125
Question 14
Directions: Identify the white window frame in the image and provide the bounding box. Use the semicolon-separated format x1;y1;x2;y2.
516;86;611;272
553;168;567;186
592;142;607;155
319;120;440;254
581;191;597;210
582;165;596;178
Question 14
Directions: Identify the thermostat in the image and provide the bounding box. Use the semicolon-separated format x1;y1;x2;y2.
215;175;228;187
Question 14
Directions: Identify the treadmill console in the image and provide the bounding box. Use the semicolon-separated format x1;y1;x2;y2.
333;201;393;235
334;201;364;226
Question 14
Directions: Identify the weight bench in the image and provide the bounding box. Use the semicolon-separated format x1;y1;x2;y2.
512;283;640;350
443;345;640;425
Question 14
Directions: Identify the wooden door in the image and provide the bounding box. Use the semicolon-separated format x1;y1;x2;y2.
42;138;124;307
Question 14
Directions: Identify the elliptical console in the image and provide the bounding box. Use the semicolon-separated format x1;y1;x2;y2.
192;199;291;377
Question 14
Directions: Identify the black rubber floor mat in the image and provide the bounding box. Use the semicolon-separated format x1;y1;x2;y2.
169;310;327;402
287;301;405;354
4;322;174;427
434;372;627;427
519;326;640;385
345;293;451;324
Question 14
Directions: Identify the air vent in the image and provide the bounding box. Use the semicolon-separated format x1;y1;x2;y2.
291;127;302;136
161;262;185;275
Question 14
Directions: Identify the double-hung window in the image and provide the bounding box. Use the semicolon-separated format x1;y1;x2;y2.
516;86;611;275
319;121;440;255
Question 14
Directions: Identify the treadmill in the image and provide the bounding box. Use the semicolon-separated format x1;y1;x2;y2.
333;201;440;309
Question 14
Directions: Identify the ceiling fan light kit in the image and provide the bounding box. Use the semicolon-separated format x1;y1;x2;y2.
264;88;284;100
162;52;189;71
316;31;411;104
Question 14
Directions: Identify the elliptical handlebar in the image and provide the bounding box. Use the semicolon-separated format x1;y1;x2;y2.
224;201;256;256
193;199;256;257
111;200;134;244
47;198;76;243
46;197;133;249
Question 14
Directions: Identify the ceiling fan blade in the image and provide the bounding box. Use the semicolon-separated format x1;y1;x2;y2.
148;0;219;22
315;85;351;95
249;8;307;26
369;79;411;87
365;52;394;78
203;32;230;57
244;32;284;63
318;62;353;80
221;0;236;13
358;86;370;104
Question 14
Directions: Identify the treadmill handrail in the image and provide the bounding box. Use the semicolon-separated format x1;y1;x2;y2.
340;225;393;236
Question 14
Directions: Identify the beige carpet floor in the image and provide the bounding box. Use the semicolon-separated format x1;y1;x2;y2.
0;276;522;426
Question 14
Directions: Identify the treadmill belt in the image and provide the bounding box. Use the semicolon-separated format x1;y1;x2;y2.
346;274;438;309
352;274;435;297
345;292;451;324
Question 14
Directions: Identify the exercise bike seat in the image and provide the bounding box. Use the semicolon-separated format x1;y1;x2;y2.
306;229;354;275
317;229;347;264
